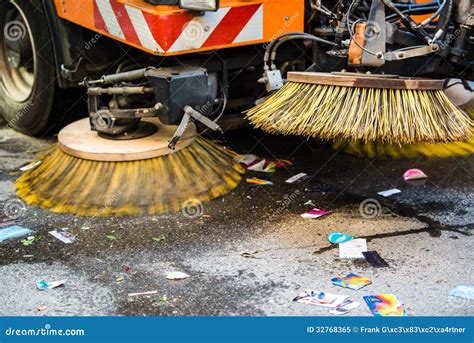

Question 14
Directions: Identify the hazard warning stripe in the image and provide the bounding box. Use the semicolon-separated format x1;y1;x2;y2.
93;0;264;54
93;1;108;34
109;0;141;46
126;6;165;52
233;5;263;44
95;0;125;39
166;8;231;53
201;5;260;48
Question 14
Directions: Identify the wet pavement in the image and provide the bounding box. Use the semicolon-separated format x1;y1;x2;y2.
0;124;473;316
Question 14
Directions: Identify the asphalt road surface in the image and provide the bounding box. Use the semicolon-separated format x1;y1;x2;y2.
0;124;472;316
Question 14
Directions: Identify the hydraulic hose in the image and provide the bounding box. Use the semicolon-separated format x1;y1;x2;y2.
264;32;336;70
434;0;454;42
269;35;337;70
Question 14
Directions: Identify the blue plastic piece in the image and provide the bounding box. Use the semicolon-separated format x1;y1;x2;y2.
327;232;353;244
0;225;34;242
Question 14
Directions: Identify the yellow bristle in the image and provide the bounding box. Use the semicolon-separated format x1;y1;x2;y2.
333;106;474;159
247;82;473;144
333;138;474;159
16;137;244;217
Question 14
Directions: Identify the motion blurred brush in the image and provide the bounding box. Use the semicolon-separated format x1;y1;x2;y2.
332;137;474;159
247;72;473;144
332;89;474;159
16;119;243;217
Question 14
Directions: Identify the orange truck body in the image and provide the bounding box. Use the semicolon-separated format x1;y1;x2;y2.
54;0;305;56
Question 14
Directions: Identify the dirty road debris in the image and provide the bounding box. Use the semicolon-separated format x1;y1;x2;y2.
329;299;361;315
364;294;406;317
0;125;472;318
246;177;274;186
377;189;402;197
327;232;353;244
0;0;472;340
331;273;372;291
166;272;191;280
0;225;34;243
49;229;77;244
338;239;368;259
301;208;331;219
36;279;66;291
403;169;428;181
293;291;348;309
128;291;159;298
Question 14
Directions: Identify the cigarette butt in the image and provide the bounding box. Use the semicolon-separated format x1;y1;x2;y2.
128;290;158;297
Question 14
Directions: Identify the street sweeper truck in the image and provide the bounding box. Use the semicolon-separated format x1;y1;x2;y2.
0;0;472;216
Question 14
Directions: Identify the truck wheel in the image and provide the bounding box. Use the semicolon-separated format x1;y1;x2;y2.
0;0;56;136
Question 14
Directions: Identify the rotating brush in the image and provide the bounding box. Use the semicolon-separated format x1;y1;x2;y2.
247;72;473;144
333;96;474;159
332;137;474;159
16;118;243;217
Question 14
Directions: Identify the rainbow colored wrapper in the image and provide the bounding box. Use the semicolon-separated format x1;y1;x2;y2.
246;177;273;186
236;155;292;173
364;294;406;316
331;273;371;290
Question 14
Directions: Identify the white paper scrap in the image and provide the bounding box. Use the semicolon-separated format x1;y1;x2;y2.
166;272;190;280
286;173;308;184
339;239;367;259
235;154;259;165
377;189;401;197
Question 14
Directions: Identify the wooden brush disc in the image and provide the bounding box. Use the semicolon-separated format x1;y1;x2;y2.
287;72;444;90
58;118;196;162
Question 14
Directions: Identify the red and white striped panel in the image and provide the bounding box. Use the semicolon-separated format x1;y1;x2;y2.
93;0;264;54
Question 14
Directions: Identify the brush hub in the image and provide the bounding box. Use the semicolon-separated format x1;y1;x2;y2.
97;121;159;141
58;118;196;162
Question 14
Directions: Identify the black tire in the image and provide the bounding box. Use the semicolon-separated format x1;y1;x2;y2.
0;0;56;136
